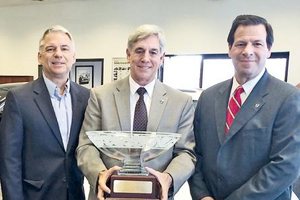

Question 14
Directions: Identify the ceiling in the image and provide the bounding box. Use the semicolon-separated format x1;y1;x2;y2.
0;0;88;7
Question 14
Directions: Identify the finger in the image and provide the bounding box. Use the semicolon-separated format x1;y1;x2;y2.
99;166;122;194
98;171;111;194
97;188;105;200
99;180;111;194
145;167;158;177
108;165;122;174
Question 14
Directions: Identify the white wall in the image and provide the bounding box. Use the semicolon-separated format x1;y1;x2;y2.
0;0;299;85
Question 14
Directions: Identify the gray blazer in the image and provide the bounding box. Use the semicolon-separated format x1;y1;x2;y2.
189;71;300;200
76;76;196;200
0;77;89;200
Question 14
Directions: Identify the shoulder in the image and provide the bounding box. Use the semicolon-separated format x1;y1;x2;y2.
91;78;128;95
264;74;299;97
201;79;231;97
9;80;36;97
160;82;191;101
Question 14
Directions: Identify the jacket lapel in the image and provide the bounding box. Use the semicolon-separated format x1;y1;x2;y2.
114;77;131;131
223;72;269;144
67;82;84;152
33;78;64;150
147;80;168;132
215;80;232;145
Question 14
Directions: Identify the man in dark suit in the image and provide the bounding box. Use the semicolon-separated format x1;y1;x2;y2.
76;24;195;200
0;25;89;200
189;15;300;200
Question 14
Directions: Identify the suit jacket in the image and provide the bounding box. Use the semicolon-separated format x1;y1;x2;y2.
76;76;196;200
189;71;300;200
0;77;90;200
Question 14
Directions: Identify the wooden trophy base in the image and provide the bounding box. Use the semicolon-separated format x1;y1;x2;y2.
106;174;159;200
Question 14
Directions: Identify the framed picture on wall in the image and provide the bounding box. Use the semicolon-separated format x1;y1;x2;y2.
112;57;130;81
75;65;94;89
70;58;104;88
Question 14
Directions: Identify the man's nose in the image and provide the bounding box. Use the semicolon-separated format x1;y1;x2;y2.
53;49;63;57
141;51;151;62
242;43;254;57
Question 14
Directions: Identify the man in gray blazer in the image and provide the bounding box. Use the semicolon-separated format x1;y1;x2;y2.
189;15;300;200
76;24;196;200
0;25;89;200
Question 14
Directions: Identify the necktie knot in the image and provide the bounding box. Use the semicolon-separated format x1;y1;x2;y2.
136;87;146;96
235;86;244;97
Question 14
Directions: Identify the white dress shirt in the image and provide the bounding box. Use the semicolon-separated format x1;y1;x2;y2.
43;74;72;150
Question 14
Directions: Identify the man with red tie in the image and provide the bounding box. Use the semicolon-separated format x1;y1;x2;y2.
189;15;300;200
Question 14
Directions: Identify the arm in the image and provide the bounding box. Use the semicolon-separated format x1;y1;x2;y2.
76;88;108;195
226;90;300;199
0;91;24;200
188;95;213;200
163;96;196;196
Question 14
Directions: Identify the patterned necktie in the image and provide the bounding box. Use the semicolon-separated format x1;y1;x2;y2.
133;87;147;131
225;86;244;134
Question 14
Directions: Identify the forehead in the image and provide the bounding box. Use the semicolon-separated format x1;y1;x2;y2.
234;24;267;42
43;32;72;46
132;35;160;50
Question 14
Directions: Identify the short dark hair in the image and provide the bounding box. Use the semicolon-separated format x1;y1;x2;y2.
227;15;274;49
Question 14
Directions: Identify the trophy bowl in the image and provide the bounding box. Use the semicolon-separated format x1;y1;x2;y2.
86;131;181;175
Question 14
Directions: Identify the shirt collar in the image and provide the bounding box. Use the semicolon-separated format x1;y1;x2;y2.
43;73;70;99
232;67;265;96
129;76;156;97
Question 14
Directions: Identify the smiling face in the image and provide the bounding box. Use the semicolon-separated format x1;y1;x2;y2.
127;35;165;86
38;32;76;82
229;24;271;84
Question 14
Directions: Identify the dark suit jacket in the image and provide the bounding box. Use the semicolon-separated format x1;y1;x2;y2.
0;77;89;200
189;71;300;200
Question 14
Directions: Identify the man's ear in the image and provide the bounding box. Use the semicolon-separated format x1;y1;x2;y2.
159;52;165;66
72;53;76;65
267;46;272;58
38;52;42;64
228;45;232;58
126;48;131;62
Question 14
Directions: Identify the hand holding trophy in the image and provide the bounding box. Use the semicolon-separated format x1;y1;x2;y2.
86;131;181;200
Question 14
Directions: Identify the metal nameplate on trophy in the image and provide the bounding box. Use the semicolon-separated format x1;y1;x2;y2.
86;131;181;200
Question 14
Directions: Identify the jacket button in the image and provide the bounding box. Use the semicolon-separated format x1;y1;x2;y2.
62;177;66;182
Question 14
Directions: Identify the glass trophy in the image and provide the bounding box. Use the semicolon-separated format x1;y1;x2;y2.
86;131;181;199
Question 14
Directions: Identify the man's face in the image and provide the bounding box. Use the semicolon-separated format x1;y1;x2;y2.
229;24;271;84
127;35;165;86
38;32;76;81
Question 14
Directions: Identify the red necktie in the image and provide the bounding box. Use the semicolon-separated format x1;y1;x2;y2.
225;86;244;134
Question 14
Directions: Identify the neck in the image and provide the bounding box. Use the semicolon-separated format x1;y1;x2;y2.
44;74;68;95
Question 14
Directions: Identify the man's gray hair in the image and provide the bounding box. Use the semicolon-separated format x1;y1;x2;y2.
127;24;166;55
39;25;75;52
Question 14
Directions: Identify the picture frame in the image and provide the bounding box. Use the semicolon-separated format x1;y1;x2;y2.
71;58;104;89
75;65;94;89
112;57;130;81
